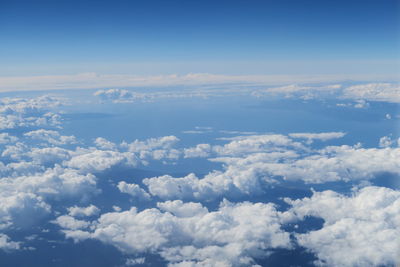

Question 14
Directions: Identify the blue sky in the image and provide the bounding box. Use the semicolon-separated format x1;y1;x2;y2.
1;0;399;76
0;2;400;265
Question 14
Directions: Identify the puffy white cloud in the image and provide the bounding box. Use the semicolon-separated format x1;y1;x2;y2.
0;234;20;251
213;134;306;156
68;205;100;217
94;137;117;150
272;145;400;183
117;181;151;201
27;147;72;165
156;200;208;218
60;200;291;266
0;96;62;130
284;186;400;267
0;192;51;230
65;150;138;173
24;129;77;145
0;133;18;144
379;135;393;148
0;165;98;232
121;135;181;163
144;134;400;201
343;83;400;103
94;89;136;103
183;144;212;158
353;99;369;109
53;215;91;230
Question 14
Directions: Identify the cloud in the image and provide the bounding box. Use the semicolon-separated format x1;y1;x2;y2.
0;165;98;234
0;234;20;251
0;96;62;130
0;133;18;144
117;181;151;201
94;89;136;103
183;144;212;158
284;186;400;267
58;200;291;266
24;129;77;145
343;83;400;103
65;149;138;173
379;135;394;148
144;134;400;201
53;215;91;230
288;132;346;144
67;205;100;217
1;72;397;92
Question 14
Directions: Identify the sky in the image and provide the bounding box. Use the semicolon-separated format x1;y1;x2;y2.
0;1;400;266
1;0;399;76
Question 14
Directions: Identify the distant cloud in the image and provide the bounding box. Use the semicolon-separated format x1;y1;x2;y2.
94;89;136;103
288;132;346;144
0;96;62;130
0;72;397;95
343;83;400;103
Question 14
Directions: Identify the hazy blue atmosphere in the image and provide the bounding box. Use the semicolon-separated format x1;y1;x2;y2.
0;0;399;267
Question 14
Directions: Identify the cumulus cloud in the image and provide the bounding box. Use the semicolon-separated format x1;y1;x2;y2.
24;129;77;145
0;165;98;233
53;215;91;230
65;149;138;173
343;83;400;103
183;144;212;158
59;200;291;266
0;234;20;251
117;181;151;201
67;205;100;218
94;89;137;103
379;135;394;148
0;133;18;144
144;134;400;201
0;96;62;130
284;186;400;267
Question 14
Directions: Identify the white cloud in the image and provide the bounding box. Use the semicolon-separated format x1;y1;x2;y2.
183;144;212;158
0;165;98;232
125;257;146;266
94;89;136;103
68;205;100;217
343;83;400;103
144;134;400;201
156;200;208;218
284;186;400;267
379;135;393;148
65;149;138;173
288;132;346;144
0;133;18;144
0;234;20;251
117;181;151;201
2;72;397;92
53;215;91;230
94;137;117;150
60;200;291;266
0;96;62;130
24;129;77;145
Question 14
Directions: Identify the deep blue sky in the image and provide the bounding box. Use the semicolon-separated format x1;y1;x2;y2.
1;0;399;76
